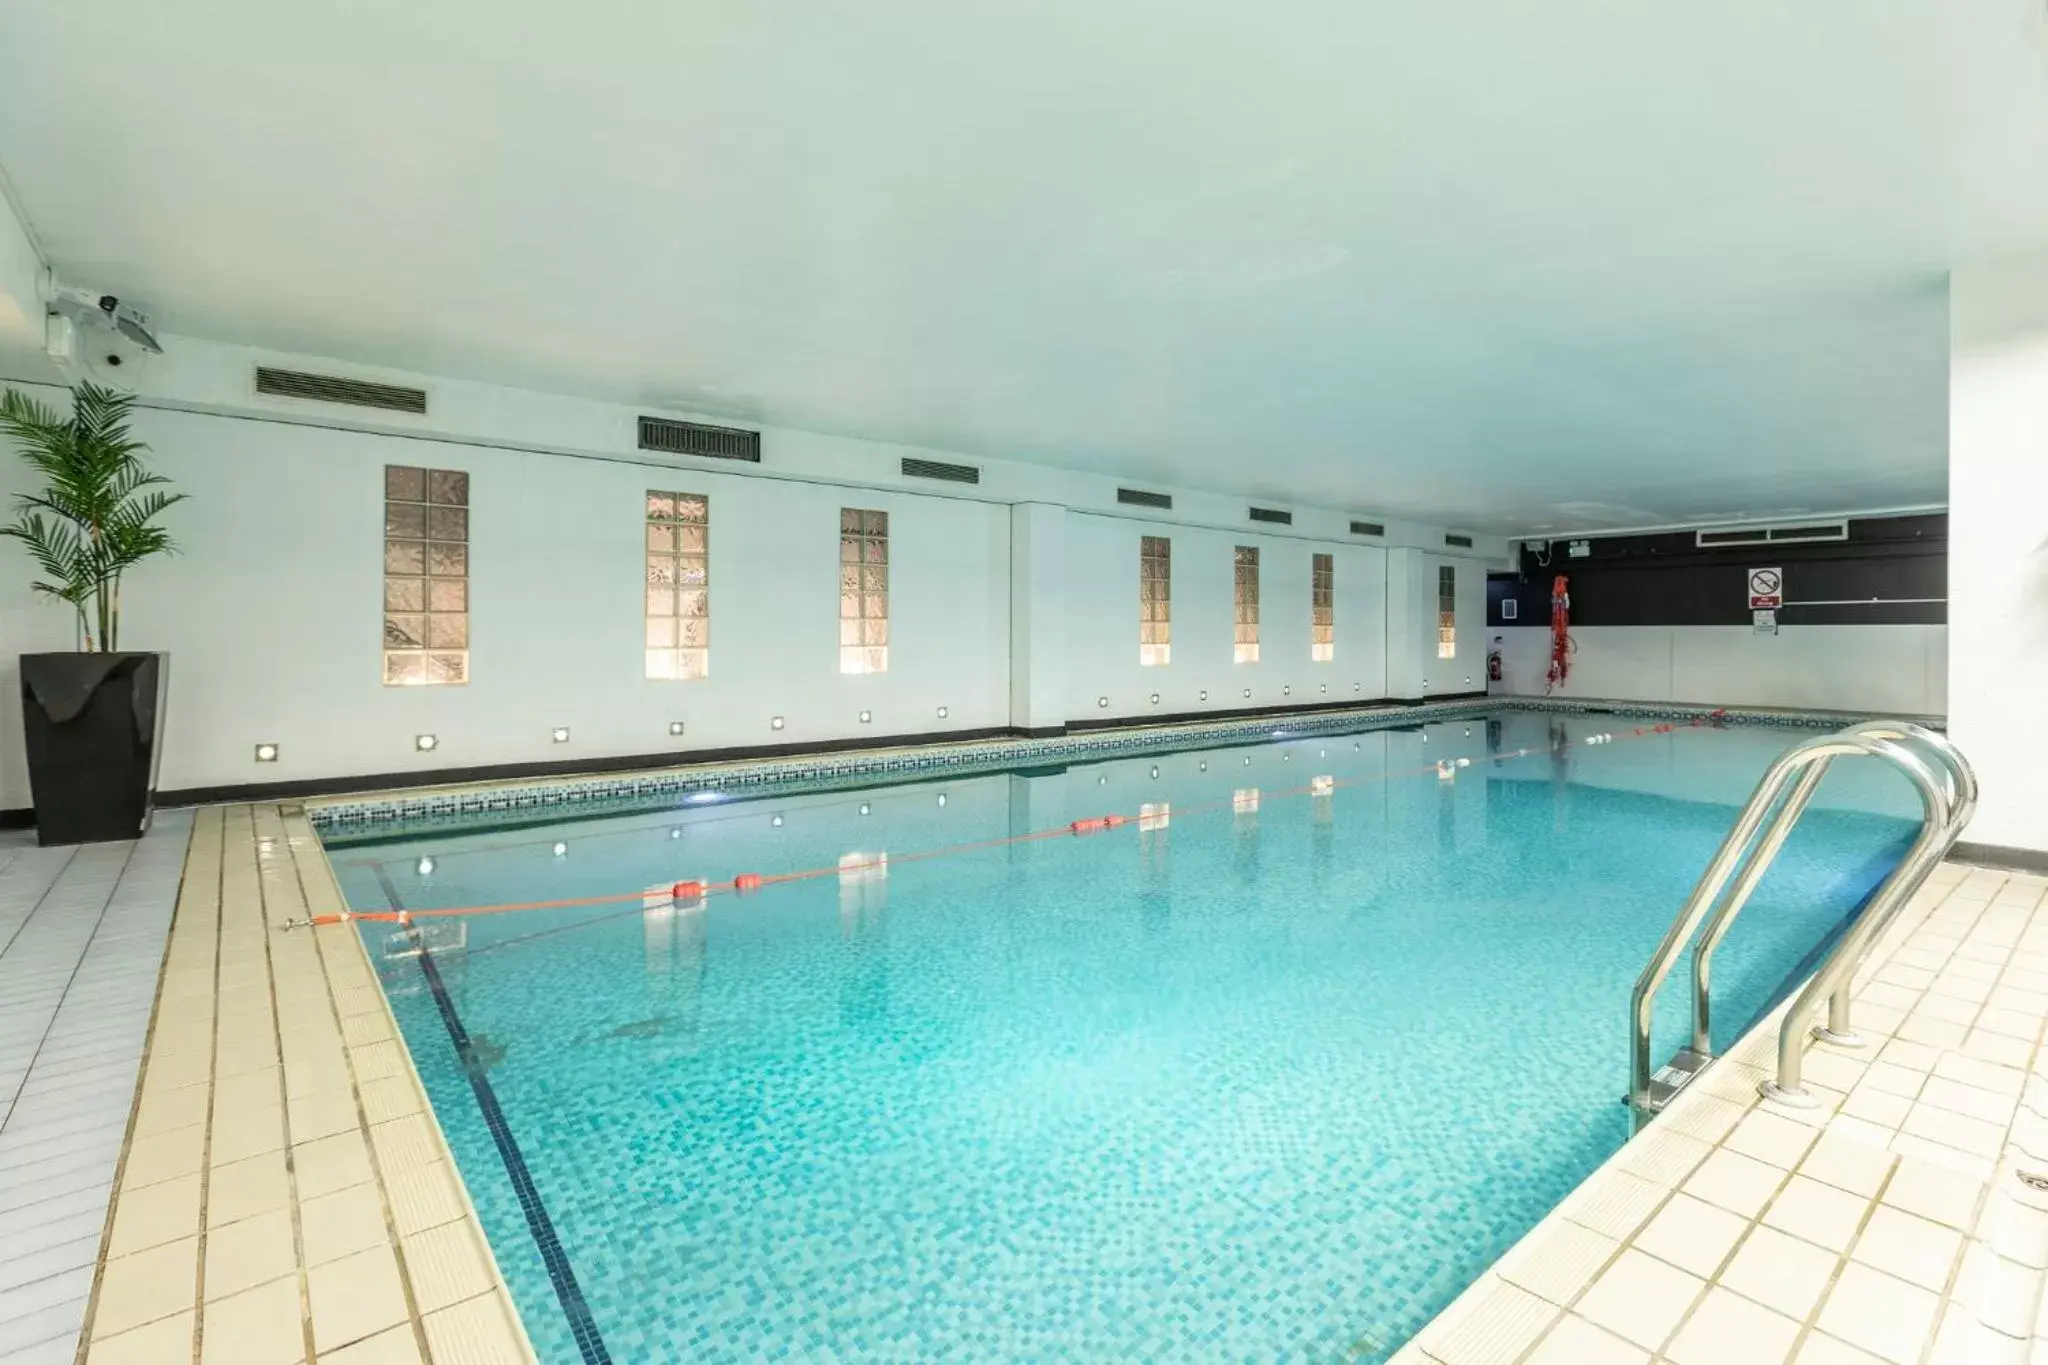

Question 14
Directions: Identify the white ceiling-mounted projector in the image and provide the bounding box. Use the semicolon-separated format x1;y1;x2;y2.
43;279;163;383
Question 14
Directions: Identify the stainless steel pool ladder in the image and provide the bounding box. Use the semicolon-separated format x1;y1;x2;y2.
1627;722;1977;1129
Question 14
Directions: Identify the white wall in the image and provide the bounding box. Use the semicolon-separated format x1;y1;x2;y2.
1489;624;1947;716
0;188;45;369
0;338;1510;806
10;406;1011;799
1950;256;2048;854
1062;512;1401;717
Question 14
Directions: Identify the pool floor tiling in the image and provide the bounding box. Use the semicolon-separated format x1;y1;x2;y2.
40;802;2048;1365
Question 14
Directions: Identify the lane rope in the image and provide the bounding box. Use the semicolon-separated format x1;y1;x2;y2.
308;712;1723;931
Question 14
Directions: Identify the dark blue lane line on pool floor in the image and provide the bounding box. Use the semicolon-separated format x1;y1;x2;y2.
376;867;614;1365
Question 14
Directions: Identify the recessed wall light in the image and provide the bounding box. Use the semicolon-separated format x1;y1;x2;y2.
772;815;784;828
553;842;567;857
253;743;279;763
1243;756;1252;766
1242;689;1252;699
936;794;947;807
859;710;872;724
1150;693;1160;705
1150;766;1159;779
415;733;438;752
1098;775;1107;785
1283;753;1291;762
859;803;871;816
416;857;435;876
1198;761;1207;772
936;705;948;719
1098;696;1109;708
771;716;785;730
1320;684;1328;694
669;828;682;840
669;721;686;737
1354;683;1361;692
1199;690;1209;701
1283;686;1291;697
552;727;571;744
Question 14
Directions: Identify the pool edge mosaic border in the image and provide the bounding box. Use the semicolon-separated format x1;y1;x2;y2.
305;696;1928;834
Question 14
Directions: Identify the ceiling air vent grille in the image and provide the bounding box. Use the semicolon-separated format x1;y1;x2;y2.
1350;520;1385;537
901;457;980;485
1695;520;1847;549
254;367;427;415
1117;487;1173;510
1248;506;1293;525
638;416;761;463
1445;533;1475;548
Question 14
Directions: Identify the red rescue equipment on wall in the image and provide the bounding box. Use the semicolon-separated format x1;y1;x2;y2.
1545;574;1574;693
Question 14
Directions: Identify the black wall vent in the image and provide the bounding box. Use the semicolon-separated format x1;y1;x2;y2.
1445;533;1475;549
901;457;980;485
1248;506;1293;525
1117;487;1173;510
254;367;427;415
638;416;762;463
1350;520;1386;537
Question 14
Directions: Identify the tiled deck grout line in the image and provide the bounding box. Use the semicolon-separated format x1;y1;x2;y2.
1404;865;2048;1365
183;806;223;1365
245;805;322;1365
0;847;114;1127
268;803;438;1363
65;809;211;1362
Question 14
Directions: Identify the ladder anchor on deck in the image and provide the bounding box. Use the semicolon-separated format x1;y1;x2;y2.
1625;721;1977;1131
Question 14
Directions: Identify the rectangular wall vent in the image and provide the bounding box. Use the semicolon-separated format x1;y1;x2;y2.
254;367;427;415
1350;520;1385;537
1695;520;1847;549
638;416;762;463
1117;487;1173;510
901;457;980;485
1248;506;1293;525
1444;533;1475;548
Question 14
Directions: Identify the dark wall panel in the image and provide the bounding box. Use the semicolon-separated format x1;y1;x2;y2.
1487;514;1945;628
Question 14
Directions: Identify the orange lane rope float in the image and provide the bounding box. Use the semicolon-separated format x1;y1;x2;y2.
307;714;1724;930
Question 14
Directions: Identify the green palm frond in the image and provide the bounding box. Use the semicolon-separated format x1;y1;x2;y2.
0;382;184;650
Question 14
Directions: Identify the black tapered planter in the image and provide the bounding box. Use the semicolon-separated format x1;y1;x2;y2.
20;652;168;846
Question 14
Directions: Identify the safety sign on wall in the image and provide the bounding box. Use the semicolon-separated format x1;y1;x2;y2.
1747;567;1783;610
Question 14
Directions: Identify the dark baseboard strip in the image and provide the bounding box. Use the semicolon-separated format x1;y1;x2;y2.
155;725;1023;807
1950;842;2048;875
0;808;31;830
158;700;1493;808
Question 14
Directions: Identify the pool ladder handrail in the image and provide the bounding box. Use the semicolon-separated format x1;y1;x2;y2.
1628;722;1976;1126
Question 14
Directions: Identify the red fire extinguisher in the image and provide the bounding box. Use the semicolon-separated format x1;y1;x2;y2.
1487;637;1503;683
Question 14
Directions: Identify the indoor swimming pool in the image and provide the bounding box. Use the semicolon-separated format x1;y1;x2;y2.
323;709;1922;1363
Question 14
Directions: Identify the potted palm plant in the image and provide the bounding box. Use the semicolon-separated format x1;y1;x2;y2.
0;382;183;844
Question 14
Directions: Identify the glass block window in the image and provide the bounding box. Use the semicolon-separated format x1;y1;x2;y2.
646;491;709;680
1311;552;1334;662
1438;563;1457;659
840;508;889;674
1139;536;1171;666
383;466;469;686
1233;546;1260;663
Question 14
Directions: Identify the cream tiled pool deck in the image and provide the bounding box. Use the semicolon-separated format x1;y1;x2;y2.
49;802;2048;1364
1397;859;2048;1365
72;806;532;1364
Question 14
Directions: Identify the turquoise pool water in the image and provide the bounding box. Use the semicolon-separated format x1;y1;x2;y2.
327;710;1919;1363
